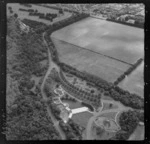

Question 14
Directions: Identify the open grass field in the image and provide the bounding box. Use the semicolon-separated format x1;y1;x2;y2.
129;125;144;140
7;3;72;25
52;38;131;83
118;61;144;98
72;111;93;128
102;102;119;111
51;17;144;64
98;112;118;120
61;99;83;109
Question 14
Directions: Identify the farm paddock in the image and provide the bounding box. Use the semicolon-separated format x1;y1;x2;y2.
51;17;144;65
52;37;131;83
118;61;144;98
97;112;118;121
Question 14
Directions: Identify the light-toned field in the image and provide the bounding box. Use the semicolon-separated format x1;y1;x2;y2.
7;3;72;25
52;17;144;64
72;112;93;128
118;61;144;97
129;125;144;140
52;38;131;83
102;102;118;111
98;112;118;120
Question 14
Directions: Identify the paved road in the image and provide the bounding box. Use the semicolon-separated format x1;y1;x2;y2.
40;32;66;140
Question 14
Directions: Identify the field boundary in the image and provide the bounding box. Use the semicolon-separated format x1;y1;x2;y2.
52;37;133;66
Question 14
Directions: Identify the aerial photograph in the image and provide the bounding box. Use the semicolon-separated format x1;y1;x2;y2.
6;3;144;140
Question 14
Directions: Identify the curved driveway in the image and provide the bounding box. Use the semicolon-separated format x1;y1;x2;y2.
40;32;66;140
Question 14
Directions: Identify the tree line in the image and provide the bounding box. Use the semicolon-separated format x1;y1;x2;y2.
114;58;143;85
58;63;144;110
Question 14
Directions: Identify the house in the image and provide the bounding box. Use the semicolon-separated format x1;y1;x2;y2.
18;20;30;33
127;19;135;24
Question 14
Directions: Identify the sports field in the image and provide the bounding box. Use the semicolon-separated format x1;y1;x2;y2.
118;61;144;97
51;17;144;64
52;38;130;83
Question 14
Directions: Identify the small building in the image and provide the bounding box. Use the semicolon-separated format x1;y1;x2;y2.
72;107;88;114
127;19;135;24
18;20;30;33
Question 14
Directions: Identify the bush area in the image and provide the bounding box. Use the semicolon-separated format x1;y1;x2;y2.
59;70;101;109
61;93;77;102
59;119;84;140
107;18;144;29
114;58;143;85
58;63;144;110
112;110;140;140
81;102;94;112
22;18;47;29
36;4;79;14
19;7;59;22
48;99;62;121
6;16;59;140
6;92;60;140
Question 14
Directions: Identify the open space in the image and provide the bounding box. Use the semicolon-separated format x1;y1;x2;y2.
72;111;93;128
7;3;72;25
97;112;118;120
102;102;119;111
129;125;144;140
52;38;131;83
118;61;144;97
51;17;144;64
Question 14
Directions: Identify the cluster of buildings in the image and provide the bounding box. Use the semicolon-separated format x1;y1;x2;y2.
53;86;90;123
91;4;144;25
18;19;30;33
52;4;144;25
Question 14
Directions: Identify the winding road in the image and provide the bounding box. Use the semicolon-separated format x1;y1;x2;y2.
41;30;141;140
41;31;130;140
40;32;66;140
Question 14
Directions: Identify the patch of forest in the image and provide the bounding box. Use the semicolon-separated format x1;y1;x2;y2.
6;16;60;140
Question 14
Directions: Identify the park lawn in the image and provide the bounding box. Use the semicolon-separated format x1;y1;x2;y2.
102;102;119;112
72;111;93;128
98;112;118;121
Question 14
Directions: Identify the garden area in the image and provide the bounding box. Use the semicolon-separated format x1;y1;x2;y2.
91;122;116;140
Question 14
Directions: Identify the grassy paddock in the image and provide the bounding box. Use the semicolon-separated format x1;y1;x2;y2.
52;38;130;83
118;61;144;97
98;112;118;120
72;112;93;128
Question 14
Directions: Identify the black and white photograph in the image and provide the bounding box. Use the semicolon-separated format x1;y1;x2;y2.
5;3;144;140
